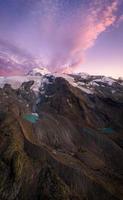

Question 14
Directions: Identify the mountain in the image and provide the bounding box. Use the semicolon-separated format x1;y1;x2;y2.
0;70;123;200
28;67;51;76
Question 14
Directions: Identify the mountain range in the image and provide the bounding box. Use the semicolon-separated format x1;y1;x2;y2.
0;66;123;200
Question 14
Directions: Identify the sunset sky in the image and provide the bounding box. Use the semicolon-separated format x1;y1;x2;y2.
0;0;123;77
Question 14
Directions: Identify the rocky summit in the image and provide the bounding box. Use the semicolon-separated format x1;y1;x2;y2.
0;71;123;200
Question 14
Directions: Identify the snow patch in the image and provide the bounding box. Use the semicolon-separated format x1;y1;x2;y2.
28;67;50;76
91;77;115;86
54;73;93;94
0;75;49;93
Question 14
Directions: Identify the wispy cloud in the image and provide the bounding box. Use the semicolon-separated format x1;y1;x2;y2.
69;0;120;68
0;0;122;73
32;0;121;72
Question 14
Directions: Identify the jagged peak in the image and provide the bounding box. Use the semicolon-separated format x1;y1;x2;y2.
28;67;51;76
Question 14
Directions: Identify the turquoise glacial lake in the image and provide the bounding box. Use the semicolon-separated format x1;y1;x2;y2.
23;114;39;123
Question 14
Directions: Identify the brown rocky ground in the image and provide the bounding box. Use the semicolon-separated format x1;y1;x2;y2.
0;77;123;200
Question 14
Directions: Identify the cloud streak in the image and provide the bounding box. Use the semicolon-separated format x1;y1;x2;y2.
0;0;122;73
69;0;120;68
31;0;121;72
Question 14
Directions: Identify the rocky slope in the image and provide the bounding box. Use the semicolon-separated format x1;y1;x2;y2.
0;71;123;200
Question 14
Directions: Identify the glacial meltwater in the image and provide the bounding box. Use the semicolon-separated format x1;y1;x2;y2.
101;128;115;134
23;113;39;123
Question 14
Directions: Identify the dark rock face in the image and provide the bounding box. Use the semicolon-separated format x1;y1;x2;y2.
0;77;123;200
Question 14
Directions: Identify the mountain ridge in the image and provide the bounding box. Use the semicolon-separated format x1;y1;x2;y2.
0;69;123;199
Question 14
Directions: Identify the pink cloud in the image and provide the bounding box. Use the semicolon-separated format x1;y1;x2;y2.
69;0;119;70
29;0;122;72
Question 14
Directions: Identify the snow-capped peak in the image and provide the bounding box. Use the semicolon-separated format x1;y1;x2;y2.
75;72;90;79
28;67;51;76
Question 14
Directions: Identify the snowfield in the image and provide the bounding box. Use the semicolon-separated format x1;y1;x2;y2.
0;68;123;95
